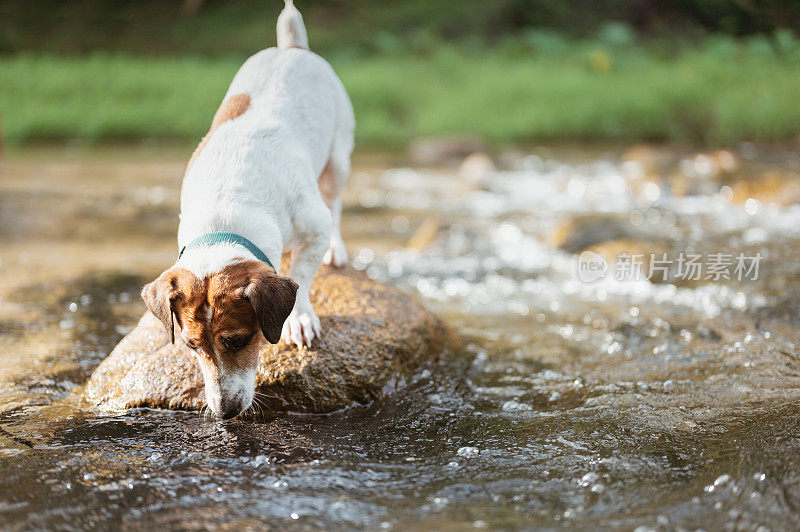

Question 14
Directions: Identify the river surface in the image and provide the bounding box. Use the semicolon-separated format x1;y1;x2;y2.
1;144;800;530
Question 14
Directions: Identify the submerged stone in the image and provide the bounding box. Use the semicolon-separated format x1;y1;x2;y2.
587;238;671;283
550;215;640;254
84;265;455;414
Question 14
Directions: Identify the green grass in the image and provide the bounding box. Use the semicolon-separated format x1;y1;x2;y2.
2;37;800;146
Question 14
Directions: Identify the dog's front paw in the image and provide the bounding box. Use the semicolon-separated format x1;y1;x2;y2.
323;236;348;268
281;309;321;349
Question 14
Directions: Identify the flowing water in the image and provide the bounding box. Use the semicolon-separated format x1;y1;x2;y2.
1;144;800;530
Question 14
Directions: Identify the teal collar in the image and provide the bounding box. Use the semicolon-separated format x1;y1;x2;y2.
178;232;275;270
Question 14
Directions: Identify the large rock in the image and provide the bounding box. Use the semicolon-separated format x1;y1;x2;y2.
84;266;455;414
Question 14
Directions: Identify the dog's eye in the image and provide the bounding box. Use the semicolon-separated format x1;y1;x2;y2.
184;338;199;350
221;335;251;351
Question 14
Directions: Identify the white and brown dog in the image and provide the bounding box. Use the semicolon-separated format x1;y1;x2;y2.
142;0;354;419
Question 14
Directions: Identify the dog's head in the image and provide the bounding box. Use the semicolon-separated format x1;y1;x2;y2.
141;260;297;419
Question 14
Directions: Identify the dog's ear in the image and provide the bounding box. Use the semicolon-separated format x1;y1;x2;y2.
243;269;298;344
141;270;181;344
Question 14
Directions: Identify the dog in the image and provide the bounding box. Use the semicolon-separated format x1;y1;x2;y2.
141;0;354;420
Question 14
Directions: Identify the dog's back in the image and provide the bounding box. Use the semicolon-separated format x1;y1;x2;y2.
178;0;354;248
220;48;351;173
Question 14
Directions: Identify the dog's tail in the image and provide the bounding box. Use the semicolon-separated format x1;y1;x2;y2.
277;0;309;50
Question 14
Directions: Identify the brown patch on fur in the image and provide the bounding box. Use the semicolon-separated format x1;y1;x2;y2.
186;93;251;172
242;263;298;343
178;264;260;371
141;267;202;344
317;160;336;208
142;261;297;374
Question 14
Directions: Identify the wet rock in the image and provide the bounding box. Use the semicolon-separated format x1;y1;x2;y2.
587;239;670;283
409;135;486;166
551;215;671;282
730;171;800;207
84;265;455;414
550;215;642;254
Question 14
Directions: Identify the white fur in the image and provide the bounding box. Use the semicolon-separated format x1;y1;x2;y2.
276;0;308;50
197;355;256;419
176;2;355;357
175;243;259;277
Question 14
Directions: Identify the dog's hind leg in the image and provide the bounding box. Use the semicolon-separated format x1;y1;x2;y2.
322;196;347;268
320;135;352;268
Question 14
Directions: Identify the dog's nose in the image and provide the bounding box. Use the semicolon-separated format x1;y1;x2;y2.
220;404;242;420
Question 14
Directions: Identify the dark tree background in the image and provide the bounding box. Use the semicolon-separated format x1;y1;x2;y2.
1;0;797;55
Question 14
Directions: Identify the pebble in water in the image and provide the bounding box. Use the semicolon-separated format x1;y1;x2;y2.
456;446;479;458
501;400;532;412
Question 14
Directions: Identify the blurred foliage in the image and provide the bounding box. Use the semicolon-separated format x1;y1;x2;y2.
2;33;800;146
0;0;798;56
2;1;799;146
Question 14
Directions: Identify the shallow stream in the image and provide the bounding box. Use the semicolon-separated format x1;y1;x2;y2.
1;144;800;530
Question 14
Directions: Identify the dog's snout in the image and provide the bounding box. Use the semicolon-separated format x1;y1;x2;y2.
220;407;241;420
219;398;243;420
202;369;256;421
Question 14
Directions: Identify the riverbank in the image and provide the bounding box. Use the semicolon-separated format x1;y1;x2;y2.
2;38;800;147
